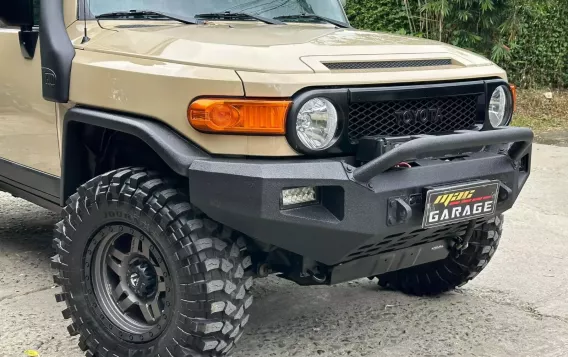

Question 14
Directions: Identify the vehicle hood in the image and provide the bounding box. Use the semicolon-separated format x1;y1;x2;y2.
78;21;494;73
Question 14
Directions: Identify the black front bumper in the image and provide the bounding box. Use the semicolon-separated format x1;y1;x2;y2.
188;127;532;268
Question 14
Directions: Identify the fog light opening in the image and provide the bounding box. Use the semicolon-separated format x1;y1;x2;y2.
281;187;319;208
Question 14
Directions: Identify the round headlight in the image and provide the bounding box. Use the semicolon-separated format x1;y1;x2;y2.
488;86;512;127
296;98;338;151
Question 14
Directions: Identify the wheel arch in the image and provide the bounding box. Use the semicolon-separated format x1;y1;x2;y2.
61;107;209;205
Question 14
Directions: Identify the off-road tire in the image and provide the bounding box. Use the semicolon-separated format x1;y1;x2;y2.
377;215;503;296
52;168;254;357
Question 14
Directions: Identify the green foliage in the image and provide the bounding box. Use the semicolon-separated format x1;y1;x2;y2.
345;0;568;88
499;0;568;88
344;0;410;34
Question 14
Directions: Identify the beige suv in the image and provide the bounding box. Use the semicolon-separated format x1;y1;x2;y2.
0;1;533;356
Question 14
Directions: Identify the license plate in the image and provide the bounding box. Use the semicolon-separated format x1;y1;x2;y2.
422;181;499;228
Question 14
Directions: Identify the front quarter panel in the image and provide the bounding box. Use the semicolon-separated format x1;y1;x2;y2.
68;50;298;156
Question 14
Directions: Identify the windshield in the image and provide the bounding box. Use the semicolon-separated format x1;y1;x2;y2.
82;0;348;23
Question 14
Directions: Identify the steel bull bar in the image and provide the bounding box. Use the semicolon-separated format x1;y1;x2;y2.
352;127;534;183
329;127;534;284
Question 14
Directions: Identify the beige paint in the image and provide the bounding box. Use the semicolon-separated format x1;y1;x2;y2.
67;22;300;157
1;12;512;175
0;28;60;175
68;45;298;156
65;20;508;157
78;21;496;73
238;66;506;97
64;0;77;27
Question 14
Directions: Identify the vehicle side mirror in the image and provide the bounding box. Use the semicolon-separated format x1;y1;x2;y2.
0;0;35;27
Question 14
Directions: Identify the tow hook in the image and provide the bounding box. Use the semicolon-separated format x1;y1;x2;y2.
307;269;328;284
453;220;476;257
387;197;413;226
256;263;272;278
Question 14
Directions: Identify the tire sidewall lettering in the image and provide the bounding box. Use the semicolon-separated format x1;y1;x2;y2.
53;170;252;356
60;201;179;355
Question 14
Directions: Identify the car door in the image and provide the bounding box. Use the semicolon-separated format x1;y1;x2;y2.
0;0;60;204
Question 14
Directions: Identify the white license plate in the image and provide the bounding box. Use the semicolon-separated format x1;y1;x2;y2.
422;181;500;228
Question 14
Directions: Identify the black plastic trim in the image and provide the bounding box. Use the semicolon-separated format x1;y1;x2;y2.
61;107;209;203
349;80;485;102
285;89;349;155
484;79;514;128
0;158;60;198
39;0;75;102
286;79;507;156
19;27;39;59
0;158;60;211
0;179;60;212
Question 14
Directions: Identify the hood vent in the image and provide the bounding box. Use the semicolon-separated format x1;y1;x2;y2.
114;24;167;28
323;59;452;71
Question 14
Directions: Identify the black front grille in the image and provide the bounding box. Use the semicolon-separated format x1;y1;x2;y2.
324;59;452;71
348;95;478;143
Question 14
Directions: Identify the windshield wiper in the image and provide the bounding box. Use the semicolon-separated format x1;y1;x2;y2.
195;11;285;25
96;10;198;24
274;14;350;28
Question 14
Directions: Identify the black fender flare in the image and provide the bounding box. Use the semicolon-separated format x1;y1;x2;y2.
61;107;209;205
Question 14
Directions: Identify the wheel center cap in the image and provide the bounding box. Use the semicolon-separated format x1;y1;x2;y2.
127;259;158;299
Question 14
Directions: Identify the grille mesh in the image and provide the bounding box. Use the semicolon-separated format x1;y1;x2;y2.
348;95;478;143
324;59;452;71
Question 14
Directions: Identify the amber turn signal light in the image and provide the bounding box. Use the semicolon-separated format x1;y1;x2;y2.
509;84;517;111
188;99;291;134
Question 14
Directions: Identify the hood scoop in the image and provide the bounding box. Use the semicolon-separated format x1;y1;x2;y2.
323;59;453;71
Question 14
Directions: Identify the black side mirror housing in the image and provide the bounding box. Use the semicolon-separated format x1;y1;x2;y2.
0;0;35;27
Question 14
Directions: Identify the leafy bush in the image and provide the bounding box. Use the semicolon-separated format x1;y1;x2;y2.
344;0;410;34
500;0;568;88
345;0;568;88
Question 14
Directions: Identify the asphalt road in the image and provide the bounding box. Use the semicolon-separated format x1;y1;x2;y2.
1;143;567;357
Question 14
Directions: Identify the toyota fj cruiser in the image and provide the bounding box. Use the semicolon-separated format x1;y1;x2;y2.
0;0;533;356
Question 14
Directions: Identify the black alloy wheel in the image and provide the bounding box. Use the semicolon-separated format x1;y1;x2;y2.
52;168;255;357
89;224;173;341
